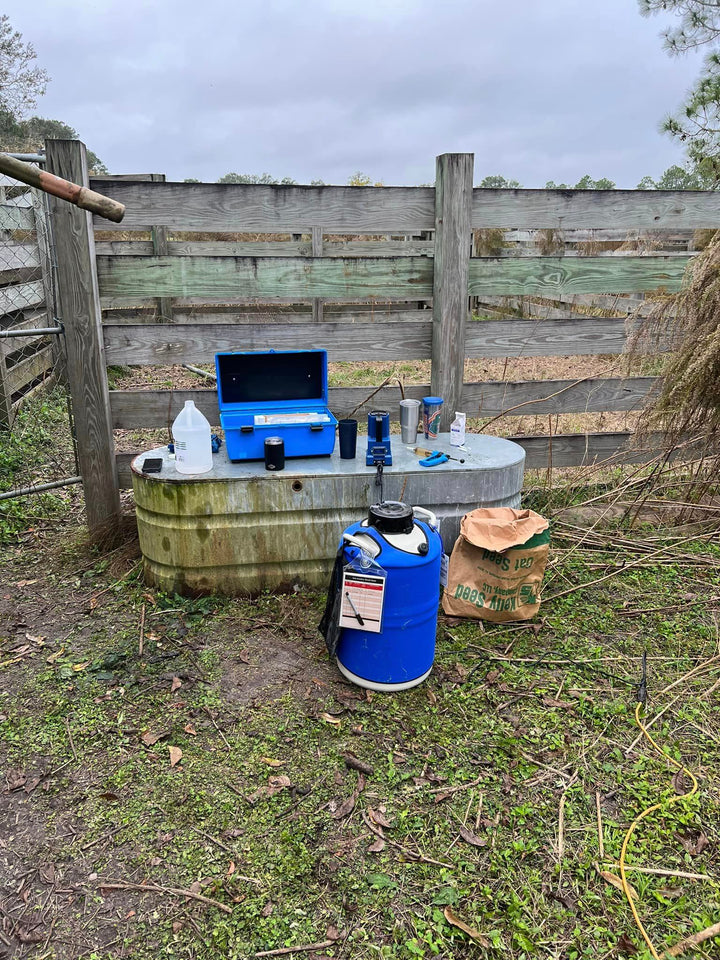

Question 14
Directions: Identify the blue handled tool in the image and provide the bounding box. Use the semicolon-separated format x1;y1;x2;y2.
419;450;449;467
415;446;465;467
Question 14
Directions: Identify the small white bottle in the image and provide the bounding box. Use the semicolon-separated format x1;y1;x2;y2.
172;400;213;474
450;411;466;447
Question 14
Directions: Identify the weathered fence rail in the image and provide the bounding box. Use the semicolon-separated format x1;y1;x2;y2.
41;140;720;535
0;175;56;427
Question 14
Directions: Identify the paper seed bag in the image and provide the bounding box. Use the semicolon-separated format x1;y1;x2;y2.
442;508;550;622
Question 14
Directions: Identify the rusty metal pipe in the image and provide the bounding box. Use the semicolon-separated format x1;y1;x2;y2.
0;152;125;223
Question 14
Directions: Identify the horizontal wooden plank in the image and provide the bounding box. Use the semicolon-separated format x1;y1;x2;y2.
503;228;695;243
104;316;659;365
89;181;435;233
114;429;667;486
0;307;47;333
464;377;656;416
465;318;642;357
96;255;433;303
473;189;720;230
0;203;35;231
109;377;657;429
94;239;435;259
103;321;432;365
0;280;44;316
0;265;40;286
468;256;689;296
97;253;685;305
517;431;653;469
1;310;51;358
6;344;53;394
103;306;430;325
0;242;40;276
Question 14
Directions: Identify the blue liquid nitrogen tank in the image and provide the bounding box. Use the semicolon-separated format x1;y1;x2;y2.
335;501;443;691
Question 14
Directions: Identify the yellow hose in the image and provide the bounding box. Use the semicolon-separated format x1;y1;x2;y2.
619;702;699;959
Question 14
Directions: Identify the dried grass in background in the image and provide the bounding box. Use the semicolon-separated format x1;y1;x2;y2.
631;235;720;452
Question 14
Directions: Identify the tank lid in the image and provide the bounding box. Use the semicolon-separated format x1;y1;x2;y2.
369;500;414;535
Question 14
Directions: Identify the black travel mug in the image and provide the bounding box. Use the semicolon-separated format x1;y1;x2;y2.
338;419;358;459
264;436;285;471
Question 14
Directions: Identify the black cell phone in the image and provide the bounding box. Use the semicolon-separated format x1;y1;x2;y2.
141;457;163;474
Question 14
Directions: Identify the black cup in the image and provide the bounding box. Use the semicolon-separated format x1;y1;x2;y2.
338;419;358;459
264;436;285;471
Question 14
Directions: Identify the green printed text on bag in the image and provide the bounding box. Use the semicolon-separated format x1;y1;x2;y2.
442;508;550;622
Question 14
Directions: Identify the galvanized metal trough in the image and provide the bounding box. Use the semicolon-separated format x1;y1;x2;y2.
131;433;525;595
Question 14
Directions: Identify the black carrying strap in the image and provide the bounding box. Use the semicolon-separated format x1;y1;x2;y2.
318;544;345;657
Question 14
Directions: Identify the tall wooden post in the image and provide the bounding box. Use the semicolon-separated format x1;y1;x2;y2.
45;139;120;537
311;225;324;323
430;153;473;428
148;173;173;322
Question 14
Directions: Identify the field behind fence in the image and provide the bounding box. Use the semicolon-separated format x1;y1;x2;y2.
41;141;720;534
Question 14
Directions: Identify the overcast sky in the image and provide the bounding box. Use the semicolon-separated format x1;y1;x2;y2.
5;0;705;186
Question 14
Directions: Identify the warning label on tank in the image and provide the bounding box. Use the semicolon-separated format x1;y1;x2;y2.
339;571;385;633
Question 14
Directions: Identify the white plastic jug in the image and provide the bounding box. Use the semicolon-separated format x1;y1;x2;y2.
172;400;213;474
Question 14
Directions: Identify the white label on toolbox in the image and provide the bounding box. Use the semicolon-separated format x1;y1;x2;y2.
253;412;331;426
339;570;386;633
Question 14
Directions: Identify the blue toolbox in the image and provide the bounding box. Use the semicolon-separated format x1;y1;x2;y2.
215;349;338;461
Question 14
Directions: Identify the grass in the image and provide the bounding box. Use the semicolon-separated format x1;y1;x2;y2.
0;385;80;543
1;493;719;958
1;384;719;959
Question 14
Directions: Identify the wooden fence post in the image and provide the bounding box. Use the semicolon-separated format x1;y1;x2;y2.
45;139;120;537
149;173;172;322
430;153;474;428
311;225;324;322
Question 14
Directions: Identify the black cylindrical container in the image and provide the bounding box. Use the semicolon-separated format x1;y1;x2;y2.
264;436;285;471
338;418;358;459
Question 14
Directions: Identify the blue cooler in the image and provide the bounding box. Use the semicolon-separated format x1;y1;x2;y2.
215;349;338;461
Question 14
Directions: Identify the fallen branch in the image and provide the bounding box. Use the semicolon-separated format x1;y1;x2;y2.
139;602;146;657
667;920;720;957
204;706;232;752
547;531;717;603
425;775;482;795
604;864;713;882
253;940;337;958
98;880;232;914
595;791;605;861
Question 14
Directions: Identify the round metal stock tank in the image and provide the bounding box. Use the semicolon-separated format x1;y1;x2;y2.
131;434;525;596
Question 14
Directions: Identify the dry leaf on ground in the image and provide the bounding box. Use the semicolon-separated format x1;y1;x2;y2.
168;746;183;767
331;773;365;819
321;712;342;726
368;808;393;829
599;870;638;900
458;824;487;848
443;907;490;946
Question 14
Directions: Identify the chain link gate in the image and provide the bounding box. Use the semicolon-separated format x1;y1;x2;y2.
0;159;81;509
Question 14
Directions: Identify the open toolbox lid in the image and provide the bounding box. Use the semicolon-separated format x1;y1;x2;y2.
215;349;329;411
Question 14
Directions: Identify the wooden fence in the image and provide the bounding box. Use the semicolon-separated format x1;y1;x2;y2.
44;140;720;534
0;176;56;426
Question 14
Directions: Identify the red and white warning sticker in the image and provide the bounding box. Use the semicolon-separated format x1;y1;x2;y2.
339;570;386;633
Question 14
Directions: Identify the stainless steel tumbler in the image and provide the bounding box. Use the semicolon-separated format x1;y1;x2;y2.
399;399;421;444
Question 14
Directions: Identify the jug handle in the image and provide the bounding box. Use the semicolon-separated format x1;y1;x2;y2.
412;506;438;529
